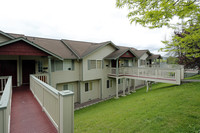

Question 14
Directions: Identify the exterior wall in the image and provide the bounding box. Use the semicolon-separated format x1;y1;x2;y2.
80;80;100;103
51;60;80;88
140;53;149;60
0;35;10;43
0;55;48;86
0;41;49;56
57;82;78;103
82;44;116;81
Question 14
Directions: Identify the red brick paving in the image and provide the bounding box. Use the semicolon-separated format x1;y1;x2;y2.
10;85;57;133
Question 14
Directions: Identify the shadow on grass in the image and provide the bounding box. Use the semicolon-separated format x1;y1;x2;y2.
149;84;178;92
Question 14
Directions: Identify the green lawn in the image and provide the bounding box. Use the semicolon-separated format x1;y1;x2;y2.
185;74;200;80
75;76;200;133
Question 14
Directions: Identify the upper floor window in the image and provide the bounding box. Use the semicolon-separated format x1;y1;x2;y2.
52;59;74;72
63;60;74;70
88;60;102;70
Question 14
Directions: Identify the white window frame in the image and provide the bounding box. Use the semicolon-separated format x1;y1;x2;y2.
88;60;102;70
85;82;93;92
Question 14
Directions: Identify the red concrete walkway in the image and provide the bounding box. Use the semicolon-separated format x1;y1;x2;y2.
10;85;57;133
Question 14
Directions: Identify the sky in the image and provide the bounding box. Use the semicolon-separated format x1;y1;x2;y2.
0;0;173;56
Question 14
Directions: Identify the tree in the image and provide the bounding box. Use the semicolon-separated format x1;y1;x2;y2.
116;0;200;28
116;0;200;67
162;24;200;68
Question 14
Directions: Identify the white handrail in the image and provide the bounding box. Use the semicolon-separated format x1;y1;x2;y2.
0;76;12;133
30;75;74;133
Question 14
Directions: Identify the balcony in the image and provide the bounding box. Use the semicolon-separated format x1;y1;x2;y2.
108;65;184;85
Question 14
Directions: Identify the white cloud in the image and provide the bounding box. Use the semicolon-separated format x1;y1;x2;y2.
0;0;173;56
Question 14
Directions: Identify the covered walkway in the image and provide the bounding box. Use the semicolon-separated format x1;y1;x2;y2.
10;85;57;133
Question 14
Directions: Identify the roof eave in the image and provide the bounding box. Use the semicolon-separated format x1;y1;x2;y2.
61;40;80;59
0;37;63;60
82;41;119;59
0;31;15;39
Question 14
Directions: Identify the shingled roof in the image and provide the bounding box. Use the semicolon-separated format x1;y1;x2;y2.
148;54;162;59
0;31;161;60
62;40;106;58
105;46;138;60
131;48;151;58
7;33;77;59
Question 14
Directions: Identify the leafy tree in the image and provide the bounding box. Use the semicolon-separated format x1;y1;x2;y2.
116;0;200;67
116;0;200;28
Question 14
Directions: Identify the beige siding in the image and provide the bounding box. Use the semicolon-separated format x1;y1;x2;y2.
57;82;78;103
82;44;116;81
80;80;100;103
51;61;80;88
140;53;149;60
0;35;10;43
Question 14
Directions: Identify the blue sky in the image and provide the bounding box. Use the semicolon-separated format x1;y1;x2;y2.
0;0;173;56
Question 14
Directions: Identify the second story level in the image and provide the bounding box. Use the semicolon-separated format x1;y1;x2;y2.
0;30;163;85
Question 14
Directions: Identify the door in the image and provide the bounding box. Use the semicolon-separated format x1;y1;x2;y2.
0;60;17;86
22;60;35;84
111;60;116;67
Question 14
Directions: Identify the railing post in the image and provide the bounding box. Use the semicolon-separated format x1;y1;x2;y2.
59;90;74;133
122;78;126;96
48;56;52;85
116;59;119;76
115;78;119;99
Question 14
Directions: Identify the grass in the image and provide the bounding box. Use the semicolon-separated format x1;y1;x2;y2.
74;76;200;133
185;74;200;80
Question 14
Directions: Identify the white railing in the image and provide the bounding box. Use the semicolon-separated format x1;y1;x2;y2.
0;76;8;94
108;67;181;84
0;76;12;133
30;75;74;133
33;73;49;84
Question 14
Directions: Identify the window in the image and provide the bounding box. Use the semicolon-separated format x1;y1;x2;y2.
90;60;96;69
107;80;109;88
63;84;74;92
53;60;74;71
63;60;74;70
38;61;43;72
85;82;93;92
85;83;89;92
97;60;102;69
107;80;112;88
88;60;102;70
55;60;63;71
124;60;129;67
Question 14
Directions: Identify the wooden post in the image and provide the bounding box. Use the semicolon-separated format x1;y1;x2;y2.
59;90;74;133
146;80;149;92
116;59;119;76
48;56;52;85
115;78;119;99
132;79;136;93
122;78;126;96
127;79;131;95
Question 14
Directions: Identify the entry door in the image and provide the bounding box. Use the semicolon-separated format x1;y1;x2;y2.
0;60;17;86
22;60;35;84
111;60;116;67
